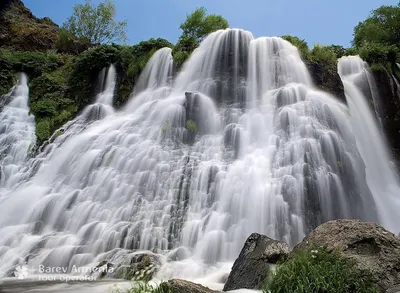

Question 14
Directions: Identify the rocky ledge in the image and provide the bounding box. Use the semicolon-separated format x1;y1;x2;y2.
223;219;400;293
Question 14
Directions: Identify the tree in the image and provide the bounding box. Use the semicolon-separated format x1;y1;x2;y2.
63;0;127;44
353;3;400;65
353;4;400;48
179;7;229;43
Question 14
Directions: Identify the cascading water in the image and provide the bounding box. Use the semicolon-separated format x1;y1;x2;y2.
133;47;173;94
338;56;400;232
0;29;396;289
0;73;36;190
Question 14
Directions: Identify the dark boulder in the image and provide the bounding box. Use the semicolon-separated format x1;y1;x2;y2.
371;68;400;162
160;279;221;293
306;60;346;103
294;219;400;292
94;251;162;281
223;233;290;291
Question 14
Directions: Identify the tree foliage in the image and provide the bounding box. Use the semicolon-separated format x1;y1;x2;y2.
309;44;337;63
353;3;400;66
179;7;229;43
63;0;127;44
353;3;400;48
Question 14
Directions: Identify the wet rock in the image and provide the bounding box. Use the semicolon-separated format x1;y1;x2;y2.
294;219;400;292
223;233;290;291
95;251;162;281
306;60;346;103
372;68;400;163
160;279;221;293
387;285;400;293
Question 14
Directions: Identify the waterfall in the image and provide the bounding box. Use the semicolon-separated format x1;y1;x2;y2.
338;56;400;232
0;73;36;190
133;48;173;94
0;30;396;283
96;64;117;106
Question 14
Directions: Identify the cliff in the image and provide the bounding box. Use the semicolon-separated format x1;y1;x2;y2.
0;0;59;51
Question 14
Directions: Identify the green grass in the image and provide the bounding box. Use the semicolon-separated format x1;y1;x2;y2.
264;247;379;293
109;281;171;293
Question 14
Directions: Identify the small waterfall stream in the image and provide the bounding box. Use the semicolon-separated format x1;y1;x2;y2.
338;56;400;232
0;74;36;191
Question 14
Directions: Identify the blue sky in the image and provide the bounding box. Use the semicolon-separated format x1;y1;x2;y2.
24;0;398;48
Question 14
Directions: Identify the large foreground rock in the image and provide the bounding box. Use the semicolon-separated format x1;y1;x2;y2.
294;219;400;292
223;233;290;291
160;279;221;293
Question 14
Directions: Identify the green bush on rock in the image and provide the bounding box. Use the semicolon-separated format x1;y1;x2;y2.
309;44;337;63
186;120;198;133
264;247;379;293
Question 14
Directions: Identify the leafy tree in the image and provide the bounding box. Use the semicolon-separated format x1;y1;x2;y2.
353;3;400;48
325;45;347;58
63;0;127;44
179;7;229;43
309;44;337;63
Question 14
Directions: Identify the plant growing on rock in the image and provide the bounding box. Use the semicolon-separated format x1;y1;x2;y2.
186;120;198;133
264;247;379;293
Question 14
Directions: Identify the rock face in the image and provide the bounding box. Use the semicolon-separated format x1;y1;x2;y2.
223;233;290;291
306;60;346;103
372;69;400;162
160;279;221;293
294;219;400;292
0;0;59;51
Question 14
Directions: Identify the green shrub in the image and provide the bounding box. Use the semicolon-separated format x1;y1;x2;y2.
281;35;309;58
325;45;347;58
173;51;190;67
0;49;61;79
173;35;198;67
30;99;58;118
67;45;120;108
36;120;52;144
309;44;337;63
109;281;171;293
264;247;379;293
15;51;60;78
131;38;173;59
358;42;399;65
0;54;16;95
56;28;92;55
186;120;198;133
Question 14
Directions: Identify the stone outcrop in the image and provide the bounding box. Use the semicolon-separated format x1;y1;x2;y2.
160;279;221;293
0;0;59;51
306;60;346;103
93;251;162;281
223;233;290;291
294;219;400;292
372;68;400;162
